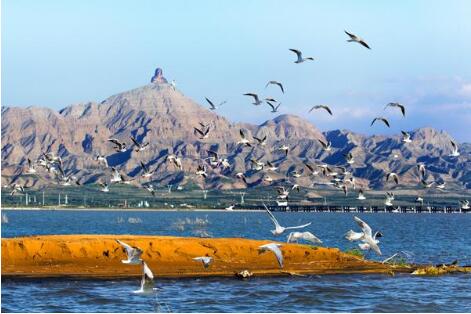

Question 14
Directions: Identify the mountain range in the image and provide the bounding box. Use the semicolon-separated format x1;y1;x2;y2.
2;68;470;191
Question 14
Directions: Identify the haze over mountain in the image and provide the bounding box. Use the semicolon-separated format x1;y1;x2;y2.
1;69;470;191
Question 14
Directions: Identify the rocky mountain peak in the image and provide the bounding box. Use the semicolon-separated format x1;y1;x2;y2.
150;67;168;84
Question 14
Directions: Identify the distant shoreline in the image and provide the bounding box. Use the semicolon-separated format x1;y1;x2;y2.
1;207;259;212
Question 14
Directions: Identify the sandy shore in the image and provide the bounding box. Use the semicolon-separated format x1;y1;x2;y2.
1;235;413;278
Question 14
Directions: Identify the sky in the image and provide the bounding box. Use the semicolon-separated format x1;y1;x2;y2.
2;0;471;142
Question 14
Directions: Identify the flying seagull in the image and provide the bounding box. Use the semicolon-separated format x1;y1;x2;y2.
133;261;155;294
237;129;252;147
386;172;399;185
357;189;366;200
99;181;109;192
276;144;289;157
108;138;127;153
258;243;284;268
140;162;155;178
95;154;109;168
385;102;406;117
287;231;322;244
205;97;226;110
265;81;285;93
344;152;355;165
110;167;122;183
166;154;183;170
253;135;267;146
309;105;333;115
351;216;382;255
235;172;247;184
370;117;390;128
401;131;412;143
25;158;37;174
194;126;211;140
344;30;371;49
142;183;156;196
264;204;311;236
243;93;263;105
318;139;332;152
267;102;281;113
130;136;150;152
449;140;460;157
116;240;143;264
460;200;470;210
417;164;426;179
289;49;314;63
196;164;208;178
192;256;213;269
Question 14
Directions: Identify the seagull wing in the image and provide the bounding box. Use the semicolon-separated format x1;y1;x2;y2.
289;49;302;58
268;244;284;268
354;216;373;237
130;136;140;147
239;129;246;139
116;240;137;258
344;30;356;40
263;204;281;228
359;40;371;49
276;82;284;93
194;127;204;136
140;162;149;173
143;261;154;280
285;222;312;230
205;97;215;109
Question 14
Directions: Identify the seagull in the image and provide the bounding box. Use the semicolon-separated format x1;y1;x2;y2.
421;179;434;188
9;183;25;196
266;161;278;172
193;256;213;268
143;183;156;196
206;150;222;168
358;231;383;254
370;117;390;128
276;144;289;156
250;158;264;171
344;152;355;164
205;97;226;110
289;49;314;63
290;169;302;178
25;158;37;174
287;231;322;244
95;154;109;168
263;175;274;183
235;172;247;184
460;200;470;210
417;164;426;179
110;167;122;183
351;216;382;255
345;229;364;242
130;136;150;152
276;187;290;200
225;204;235;211
99;181;109;192
264;204;311;236
436;182;446;190
259;243;284;268
196;164;208;178
449;140;460;157
237;129;252;147
166;154;183;170
385;103;406;117
140;162;155;178
309;105;333;115
318;139;332;152
265;81;284;93
415;196;424;205
401;131;412;143
386;172;399;185
170;80;176;90
133;261;155;294
116;240;143;264
384;192;394;206
267;102;281;113
120;173;135;185
304;162;320;176
291;183;300;192
265;97;278;103
108;138;127;153
220;158;231;169
253;135;267;146
243;93;263;105
357;189;366;200
344;30;371;49
194;126;211;139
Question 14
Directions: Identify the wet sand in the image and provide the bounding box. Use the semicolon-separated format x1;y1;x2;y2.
2;235;414;278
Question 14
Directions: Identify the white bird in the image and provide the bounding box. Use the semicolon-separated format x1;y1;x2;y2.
289;49;314;63
371;117;390;128
140;162;155;178
309;105;333;115
460;200;470;210
318;139;332;152
436;182;446;190
116;240;143;264
130;136;150;152
357;189;366;200
386;172;399;185
225;204;235;211
344;30;371;49
384;192;394;206
417;164;426;179
166;154;183;170
264;204;311;236
243;93;263;105
95;154;109;168
385;102;406;117
421;179;434;188
345;230;364;242
276;144;289;156
25;158;37;174
401;131;412;143
133;261;155;294
253;135;267;146
237;129;252;147
263;175;274;183
143;184;156;196
196;164;208;178
193;256;213;268
9;183;26;196
265;80;284;93
287;231;322;244
344;152;355;165
99;181;109;192
250;158;264;171
449;140;460;157
194;126;211;139
266;161;278;172
258;243;284;268
108;138;127;153
235;172;248;184
110;167;122;183
205;97;226;110
267;101;281;113
276;186;290;199
352;216;382;256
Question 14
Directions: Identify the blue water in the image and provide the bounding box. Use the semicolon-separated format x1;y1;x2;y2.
2;210;471;312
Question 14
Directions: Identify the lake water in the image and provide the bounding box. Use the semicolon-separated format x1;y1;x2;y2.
1;210;471;312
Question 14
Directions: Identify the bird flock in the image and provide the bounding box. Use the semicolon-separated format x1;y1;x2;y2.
5;30;468;210
115;210;382;293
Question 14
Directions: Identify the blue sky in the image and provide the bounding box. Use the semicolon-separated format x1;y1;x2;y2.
2;0;471;142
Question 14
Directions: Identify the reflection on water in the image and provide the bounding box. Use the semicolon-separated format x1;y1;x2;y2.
1;210;471;312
